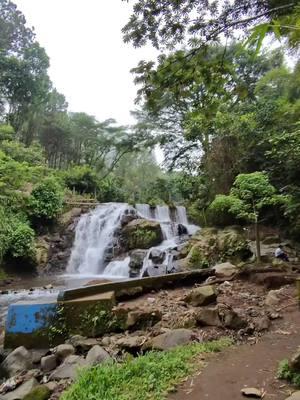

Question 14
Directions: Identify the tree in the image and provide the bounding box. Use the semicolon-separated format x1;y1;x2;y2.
123;0;298;50
209;172;287;262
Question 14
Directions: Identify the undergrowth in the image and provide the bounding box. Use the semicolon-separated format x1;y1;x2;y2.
278;359;300;387
61;338;232;400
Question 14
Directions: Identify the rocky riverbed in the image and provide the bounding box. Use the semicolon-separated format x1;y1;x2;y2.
0;262;299;400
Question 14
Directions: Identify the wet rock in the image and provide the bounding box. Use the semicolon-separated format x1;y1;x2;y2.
142;329;193;351
129;250;147;278
1;347;33;377
183;285;217;307
44;382;58;392
23;385;51;400
177;224;188;236
54;344;75;361
85;345;111;366
41;355;57;372
2;378;38;400
241;387;262;398
213;262;238;278
149;249;166;264
49;355;86;381
290;347;300;371
196;307;222;327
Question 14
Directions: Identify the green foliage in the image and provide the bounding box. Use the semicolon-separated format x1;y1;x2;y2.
62;339;232;400
7;220;35;258
278;359;300;387
63;166;99;195
28;177;64;221
0;207;35;261
211;172;286;224
209;195;244;227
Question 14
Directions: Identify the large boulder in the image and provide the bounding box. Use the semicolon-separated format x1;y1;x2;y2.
1;347;33;377
142;329;193;351
285;392;300;400
183;285;217;307
121;219;163;250
182;227;251;270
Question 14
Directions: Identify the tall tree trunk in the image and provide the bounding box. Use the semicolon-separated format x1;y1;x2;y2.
254;219;261;263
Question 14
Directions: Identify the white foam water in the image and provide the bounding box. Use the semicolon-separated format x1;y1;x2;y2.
67;203;130;275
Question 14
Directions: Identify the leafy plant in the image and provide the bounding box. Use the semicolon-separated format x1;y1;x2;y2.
278;359;300;387
28;177;64;221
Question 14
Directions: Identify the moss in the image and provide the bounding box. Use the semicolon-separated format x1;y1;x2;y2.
23;385;51;400
187;245;210;269
122;219;163;250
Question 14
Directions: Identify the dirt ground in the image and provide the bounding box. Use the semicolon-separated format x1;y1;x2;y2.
169;305;300;400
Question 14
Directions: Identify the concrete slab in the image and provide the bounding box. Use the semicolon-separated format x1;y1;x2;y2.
5;298;58;349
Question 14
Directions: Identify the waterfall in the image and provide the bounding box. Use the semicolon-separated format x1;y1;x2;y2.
67;203;130;276
67;202;197;278
136;204;152;219
176;206;188;225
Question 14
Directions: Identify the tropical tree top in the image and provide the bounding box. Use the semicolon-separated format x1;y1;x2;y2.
122;0;299;50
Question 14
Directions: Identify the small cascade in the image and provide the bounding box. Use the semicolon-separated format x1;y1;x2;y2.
136;203;152;219
176;206;188;225
67;203;131;275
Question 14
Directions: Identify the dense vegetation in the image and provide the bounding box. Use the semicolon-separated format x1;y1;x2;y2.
0;0;299;271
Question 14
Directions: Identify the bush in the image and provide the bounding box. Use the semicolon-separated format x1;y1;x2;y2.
208;195;241;227
0;208;35;261
28;177;64;221
7;220;35;259
63;166;99;195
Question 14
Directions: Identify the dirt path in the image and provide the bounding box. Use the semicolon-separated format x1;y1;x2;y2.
170;306;300;400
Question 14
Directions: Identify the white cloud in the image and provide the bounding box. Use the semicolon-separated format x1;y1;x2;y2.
14;0;157;125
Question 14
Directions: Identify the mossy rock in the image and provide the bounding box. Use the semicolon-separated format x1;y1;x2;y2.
23;385;51;400
183;227;251;270
34;237;50;266
121;219;163;250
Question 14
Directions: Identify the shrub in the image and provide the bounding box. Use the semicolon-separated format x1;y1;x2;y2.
28;177;64;221
208;195;242;227
7;220;35;259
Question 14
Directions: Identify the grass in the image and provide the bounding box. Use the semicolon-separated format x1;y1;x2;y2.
61;338;232;400
278;359;300;387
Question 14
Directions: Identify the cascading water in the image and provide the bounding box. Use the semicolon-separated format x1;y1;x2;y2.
67;203;131;276
67;202;198;279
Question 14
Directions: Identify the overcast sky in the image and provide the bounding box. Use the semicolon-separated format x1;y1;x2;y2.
13;0;157;125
